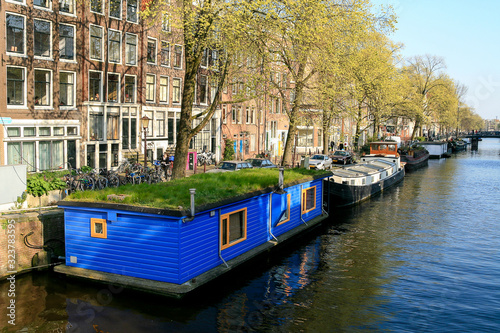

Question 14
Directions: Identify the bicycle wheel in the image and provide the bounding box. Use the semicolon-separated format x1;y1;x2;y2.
108;175;120;187
96;177;108;190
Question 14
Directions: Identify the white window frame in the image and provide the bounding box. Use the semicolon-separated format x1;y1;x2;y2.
6;66;27;108
161;13;171;32
125;33;138;66
108;29;122;64
159;76;169;104
59;70;76;108
107;72;121;103
59;23;76;62
199;75;208;105
34;18;52;59
161;41;170;67
34;0;52;11
172;78;182;104
6;0;26;5
173;44;183;69
90;0;104;15
146;74;156;103
34;68;53;108
109;0;122;20
6;12;26;57
59;0;75;15
88;70;103;102
124;75;136;103
126;0;138;23
147;37;157;65
89;24;104;61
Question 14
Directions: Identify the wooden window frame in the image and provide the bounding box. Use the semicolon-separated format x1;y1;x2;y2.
220;207;247;250
301;186;316;214
277;194;291;226
90;218;107;239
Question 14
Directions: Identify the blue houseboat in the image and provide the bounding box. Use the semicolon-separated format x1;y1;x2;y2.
55;170;330;298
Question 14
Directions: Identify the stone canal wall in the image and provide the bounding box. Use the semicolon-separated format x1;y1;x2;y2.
0;209;64;280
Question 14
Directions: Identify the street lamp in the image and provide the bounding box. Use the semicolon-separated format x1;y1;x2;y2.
141;115;150;168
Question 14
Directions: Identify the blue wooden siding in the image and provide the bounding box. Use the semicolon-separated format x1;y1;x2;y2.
62;206;183;284
272;178;324;237
61;176;327;286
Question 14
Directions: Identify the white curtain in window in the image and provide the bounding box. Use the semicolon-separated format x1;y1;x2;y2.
7;142;22;165
39;141;51;170
23;142;35;172
52;141;63;169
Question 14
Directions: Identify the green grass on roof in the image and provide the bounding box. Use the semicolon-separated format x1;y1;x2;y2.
64;168;329;210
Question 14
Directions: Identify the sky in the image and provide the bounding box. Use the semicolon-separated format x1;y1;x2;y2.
373;0;500;120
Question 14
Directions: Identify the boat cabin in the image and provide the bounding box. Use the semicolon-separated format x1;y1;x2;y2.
369;142;399;157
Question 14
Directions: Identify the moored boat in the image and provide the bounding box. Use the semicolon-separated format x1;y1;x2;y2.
326;142;405;208
400;146;429;172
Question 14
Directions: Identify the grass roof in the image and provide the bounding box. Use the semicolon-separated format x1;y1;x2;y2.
64;168;330;210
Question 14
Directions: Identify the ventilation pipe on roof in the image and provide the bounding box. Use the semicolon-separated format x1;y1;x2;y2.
182;189;196;223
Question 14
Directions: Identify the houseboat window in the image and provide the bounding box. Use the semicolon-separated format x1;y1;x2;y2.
220;208;247;250
301;186;316;214
350;179;355;185
277;194;291;226
362;178;366;185
91;218;107;239
388;145;396;151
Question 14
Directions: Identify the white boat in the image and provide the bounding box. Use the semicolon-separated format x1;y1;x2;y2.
325;142;406;208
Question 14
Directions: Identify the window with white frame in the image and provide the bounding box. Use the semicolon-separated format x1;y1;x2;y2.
174;45;182;68
159;76;169;103
89;111;104;141
59;71;75;107
210;80;217;103
144;110;153;136
7;142;35;172
34;0;50;9
34;19;51;58
246;107;250;124
91;0;103;14
7;67;25;106
108;30;121;63
107;110;119;140
201;48;208;68
6;14;25;55
146;74;155;102
34;69;51;107
172;78;181;104
199;75;207;105
222;104;227;124
155;111;165;137
147;38;156;64
107;73;120;103
109;0;121;19
89;71;102;101
270;121;277;139
251;107;255;124
59;0;75;14
125;33;137;65
161;41;170;66
90;25;103;61
59;23;75;60
127;0;138;22
162;13;170;32
124;75;136;103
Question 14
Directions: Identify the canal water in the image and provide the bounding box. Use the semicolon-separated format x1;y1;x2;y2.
2;139;500;333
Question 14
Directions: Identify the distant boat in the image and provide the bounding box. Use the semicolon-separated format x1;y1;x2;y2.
400;146;429;172
326;142;406;208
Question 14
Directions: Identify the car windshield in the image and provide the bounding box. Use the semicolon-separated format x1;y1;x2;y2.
219;162;236;170
333;151;346;156
247;159;262;167
311;155;324;160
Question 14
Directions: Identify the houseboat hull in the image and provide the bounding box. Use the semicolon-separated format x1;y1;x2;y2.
401;152;429;172
326;168;405;208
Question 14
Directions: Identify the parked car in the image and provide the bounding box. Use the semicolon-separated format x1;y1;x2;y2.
308;154;333;170
245;158;277;168
206;161;253;173
330;150;353;165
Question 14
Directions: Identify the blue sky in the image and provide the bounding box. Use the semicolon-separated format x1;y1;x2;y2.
373;0;500;120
